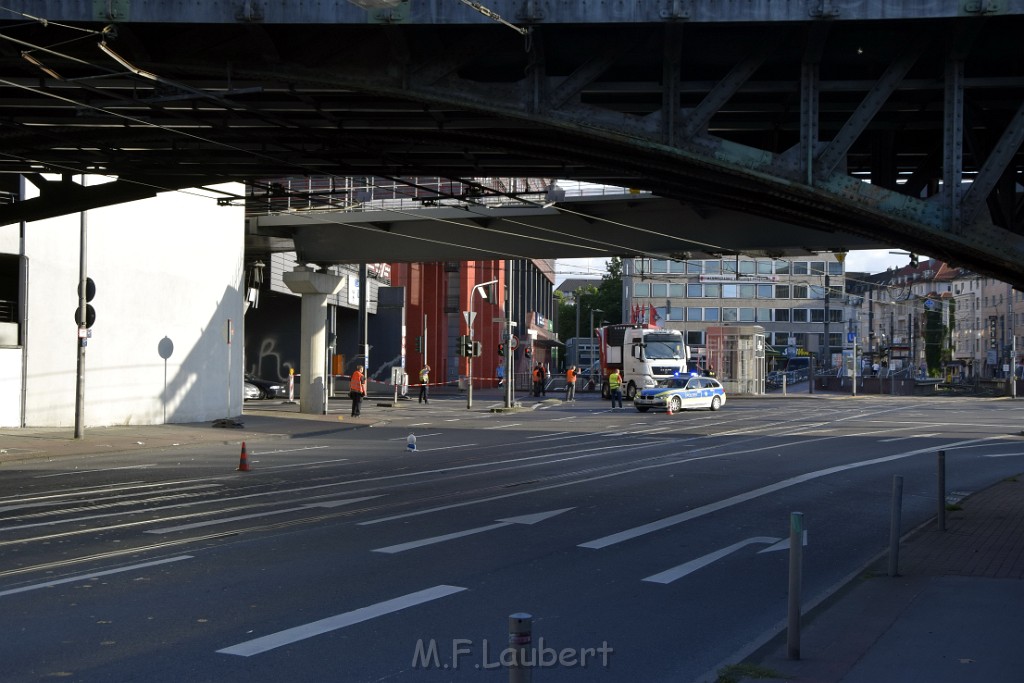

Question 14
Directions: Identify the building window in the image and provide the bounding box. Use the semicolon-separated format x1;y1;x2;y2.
670;261;688;274
793;333;808;348
792;308;809;323
829;309;843;323
651;283;668;297
634;282;650;297
687;330;704;346
740;284;756;298
772;332;790;345
703;260;720;274
687;283;702;298
739;260;756;275
723;284;738;298
829;333;843;347
792;285;809;298
704;283;721;298
810;261;826;275
775;260;791;275
757;307;773;322
828;261;843;276
723;260;737;275
757;284;774;298
810;309;825;323
686;261;702;274
792;262;809;275
687;307;703;321
757;260;774;275
775;285;790;299
723;307;739;322
669;283;684;297
652;260;669;274
739;307;755;322
774;308;791;322
809;285;826;300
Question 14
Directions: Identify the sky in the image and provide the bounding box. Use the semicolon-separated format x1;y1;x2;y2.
554;249;918;287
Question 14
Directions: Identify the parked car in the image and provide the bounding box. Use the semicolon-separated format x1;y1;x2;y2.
244;374;285;399
634;376;727;413
243;382;261;401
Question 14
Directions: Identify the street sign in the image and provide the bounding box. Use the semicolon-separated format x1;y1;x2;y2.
847;332;856;343
509;335;519;350
463;311;476;327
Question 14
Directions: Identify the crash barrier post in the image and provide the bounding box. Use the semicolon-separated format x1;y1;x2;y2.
508;612;532;683
888;475;904;577
787;511;804;660
937;450;946;532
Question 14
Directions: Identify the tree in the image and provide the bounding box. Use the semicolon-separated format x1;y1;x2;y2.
556;256;623;348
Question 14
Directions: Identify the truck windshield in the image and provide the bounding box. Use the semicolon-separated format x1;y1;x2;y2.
644;334;683;359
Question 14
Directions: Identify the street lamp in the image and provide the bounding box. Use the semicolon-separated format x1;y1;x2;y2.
589;308;604;386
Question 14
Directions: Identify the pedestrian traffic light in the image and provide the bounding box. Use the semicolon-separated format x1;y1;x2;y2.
497;342;505;356
457;334;469;357
909;253;919;267
524;346;532;359
472;341;483;357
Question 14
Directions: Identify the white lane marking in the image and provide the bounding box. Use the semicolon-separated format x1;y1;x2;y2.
373;508;573;554
444;419;461;422
484;423;521;430
759;531;809;553
527;432;569;439
880;434;939;442
579;436;994;550
248;446;330;455
417;443;479;453
983;452;1024;458
217;585;467;657
144;496;383;534
643;537;779;584
260;458;350;470
34;465;158;479
409;423;432;427
0;556;193;598
0;483;222;513
389;433;442;441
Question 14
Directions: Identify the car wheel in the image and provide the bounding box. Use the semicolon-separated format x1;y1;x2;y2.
710;396;722;411
670;396;682;413
625;382;637;401
636;406;649;413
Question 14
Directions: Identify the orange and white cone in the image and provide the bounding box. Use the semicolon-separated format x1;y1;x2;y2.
666;403;674;416
236;441;251;471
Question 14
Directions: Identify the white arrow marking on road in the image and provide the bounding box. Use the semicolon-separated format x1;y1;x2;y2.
758;530;809;553
145;496;382;534
217;585;467;657
643;537;780;584
372;508;574;554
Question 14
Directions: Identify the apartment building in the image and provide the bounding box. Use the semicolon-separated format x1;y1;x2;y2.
622;254;845;367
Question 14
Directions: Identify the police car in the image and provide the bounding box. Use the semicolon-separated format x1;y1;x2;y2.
634;376;727;413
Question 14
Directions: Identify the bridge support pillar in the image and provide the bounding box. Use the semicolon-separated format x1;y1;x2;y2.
283;266;343;415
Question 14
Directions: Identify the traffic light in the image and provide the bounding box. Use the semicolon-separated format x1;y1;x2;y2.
989;317;998;348
909;253;919;267
457;334;469;357
524;346;532;359
414;336;423;352
497;342;505;356
472;341;483;357
75;277;96;328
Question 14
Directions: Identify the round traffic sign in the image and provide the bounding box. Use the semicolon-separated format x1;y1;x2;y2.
509;335;519;350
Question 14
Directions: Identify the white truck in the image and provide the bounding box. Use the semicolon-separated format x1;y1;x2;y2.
596;324;690;400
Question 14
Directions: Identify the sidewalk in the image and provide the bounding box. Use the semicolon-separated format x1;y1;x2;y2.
732;474;1024;683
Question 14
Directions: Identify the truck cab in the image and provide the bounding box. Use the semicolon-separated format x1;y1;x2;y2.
597;325;689;400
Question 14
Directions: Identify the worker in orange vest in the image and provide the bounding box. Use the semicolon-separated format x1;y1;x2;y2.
565;365;577;402
350;365;366;417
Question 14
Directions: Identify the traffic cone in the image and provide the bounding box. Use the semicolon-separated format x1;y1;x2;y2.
666;403;674;416
236;441;251;471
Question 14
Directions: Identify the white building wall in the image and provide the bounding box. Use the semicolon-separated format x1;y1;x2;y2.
14;179;244;427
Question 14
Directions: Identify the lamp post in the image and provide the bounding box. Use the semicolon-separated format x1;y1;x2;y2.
589;308;604;386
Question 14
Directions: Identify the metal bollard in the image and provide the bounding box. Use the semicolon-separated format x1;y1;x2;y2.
508;612;532;683
787;512;803;660
888;475;904;577
937;450;946;532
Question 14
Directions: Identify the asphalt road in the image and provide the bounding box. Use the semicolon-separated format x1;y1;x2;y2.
2;395;1023;682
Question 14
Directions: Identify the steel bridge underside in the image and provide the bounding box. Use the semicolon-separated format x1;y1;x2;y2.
0;2;1021;284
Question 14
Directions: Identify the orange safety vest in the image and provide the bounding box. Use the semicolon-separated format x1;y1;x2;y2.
566;368;576;383
350;369;365;395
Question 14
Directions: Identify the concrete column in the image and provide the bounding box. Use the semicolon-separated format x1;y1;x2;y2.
283;266;344;414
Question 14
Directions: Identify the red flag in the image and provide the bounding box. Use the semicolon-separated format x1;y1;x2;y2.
649;303;660;327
